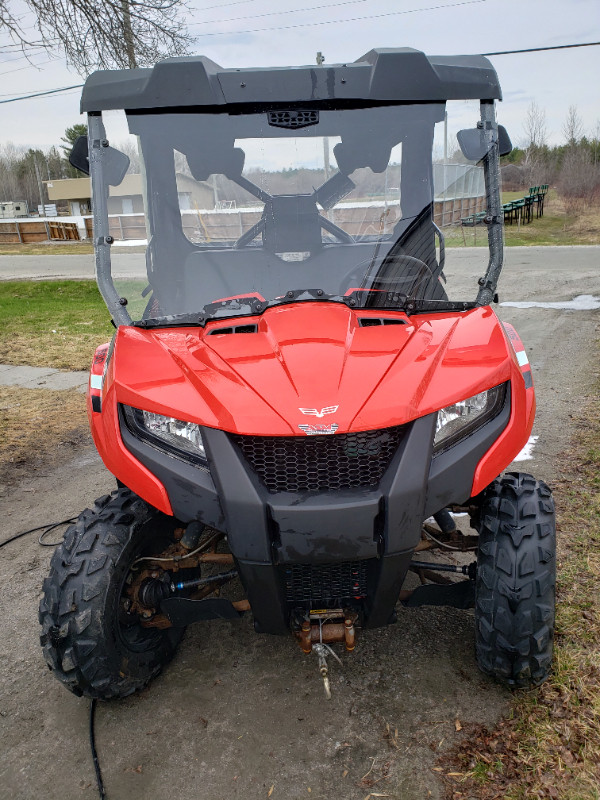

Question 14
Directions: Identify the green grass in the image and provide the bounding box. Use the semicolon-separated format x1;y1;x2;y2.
502;191;529;203
447;195;600;247
0;281;113;370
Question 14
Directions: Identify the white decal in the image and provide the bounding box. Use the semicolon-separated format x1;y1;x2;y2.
516;350;529;367
299;405;339;418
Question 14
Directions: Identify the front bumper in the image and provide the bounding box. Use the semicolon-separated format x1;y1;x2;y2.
119;396;510;633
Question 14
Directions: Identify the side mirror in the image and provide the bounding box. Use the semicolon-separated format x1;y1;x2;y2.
68;136;130;186
497;125;512;157
457;125;512;161
103;146;130;187
69;135;89;175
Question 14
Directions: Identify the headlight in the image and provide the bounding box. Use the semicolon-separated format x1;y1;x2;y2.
433;383;507;453
121;405;207;465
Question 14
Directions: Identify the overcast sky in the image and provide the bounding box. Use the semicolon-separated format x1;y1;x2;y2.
0;0;599;152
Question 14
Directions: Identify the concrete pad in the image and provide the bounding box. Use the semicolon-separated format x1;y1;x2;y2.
0;365;57;386
0;364;88;391
24;371;89;391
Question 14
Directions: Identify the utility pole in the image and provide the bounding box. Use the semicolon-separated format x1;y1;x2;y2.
316;52;330;180
33;156;46;216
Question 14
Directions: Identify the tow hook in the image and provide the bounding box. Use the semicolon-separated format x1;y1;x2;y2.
294;609;356;699
313;643;343;700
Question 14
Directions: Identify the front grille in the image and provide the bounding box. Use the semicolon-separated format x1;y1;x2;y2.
282;561;370;604
231;426;404;493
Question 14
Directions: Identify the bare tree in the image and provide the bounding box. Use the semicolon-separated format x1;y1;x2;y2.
523;100;547;150
521;101;548;186
562;105;584;147
1;0;192;74
558;145;600;215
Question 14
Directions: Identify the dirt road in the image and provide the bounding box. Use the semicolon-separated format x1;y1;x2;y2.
0;247;598;800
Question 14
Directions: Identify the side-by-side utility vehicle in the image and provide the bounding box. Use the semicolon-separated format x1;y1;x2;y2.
40;48;555;700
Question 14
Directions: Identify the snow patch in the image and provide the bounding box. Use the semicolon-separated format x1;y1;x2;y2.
513;435;539;462
501;295;600;311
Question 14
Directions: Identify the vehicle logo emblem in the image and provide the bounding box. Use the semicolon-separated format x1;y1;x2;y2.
299;423;339;436
299;405;339;418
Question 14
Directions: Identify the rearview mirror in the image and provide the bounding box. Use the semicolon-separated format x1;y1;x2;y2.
186;145;245;181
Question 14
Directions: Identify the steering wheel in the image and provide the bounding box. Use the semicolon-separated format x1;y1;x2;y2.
340;254;433;296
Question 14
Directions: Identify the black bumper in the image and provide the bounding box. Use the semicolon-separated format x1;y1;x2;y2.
120;398;510;634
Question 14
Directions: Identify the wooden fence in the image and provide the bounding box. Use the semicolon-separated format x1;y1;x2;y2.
90;197;485;244
0;220;80;244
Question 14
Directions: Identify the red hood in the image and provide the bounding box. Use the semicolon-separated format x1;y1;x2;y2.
111;303;514;435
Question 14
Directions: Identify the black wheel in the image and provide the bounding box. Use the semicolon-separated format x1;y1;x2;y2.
475;472;556;688
39;489;186;700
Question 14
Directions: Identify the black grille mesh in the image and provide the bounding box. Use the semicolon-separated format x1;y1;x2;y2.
267;110;319;129
282;561;369;604
231;426;404;493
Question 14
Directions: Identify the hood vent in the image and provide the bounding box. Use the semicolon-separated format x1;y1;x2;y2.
358;317;407;327
208;323;258;335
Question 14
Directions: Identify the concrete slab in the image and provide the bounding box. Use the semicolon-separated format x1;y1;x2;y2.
0;365;56;385
0;364;88;391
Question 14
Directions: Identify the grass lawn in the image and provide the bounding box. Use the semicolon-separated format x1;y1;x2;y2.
0;242;94;256
0;281;113;371
447;193;600;247
440;376;600;799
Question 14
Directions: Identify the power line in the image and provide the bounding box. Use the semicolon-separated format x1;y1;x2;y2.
188;0;368;28
2;38;599;106
196;0;257;9
0;56;58;78
483;41;600;56
0;84;83;104
193;0;488;36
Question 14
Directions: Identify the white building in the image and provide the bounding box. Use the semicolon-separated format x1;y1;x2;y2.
0;201;28;219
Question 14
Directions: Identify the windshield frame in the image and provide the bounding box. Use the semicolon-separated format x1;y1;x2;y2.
87;99;503;327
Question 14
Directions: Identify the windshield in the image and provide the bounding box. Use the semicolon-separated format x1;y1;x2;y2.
95;101;495;325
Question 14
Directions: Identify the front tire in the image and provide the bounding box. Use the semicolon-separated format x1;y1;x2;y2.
475;472;556;688
39;489;185;700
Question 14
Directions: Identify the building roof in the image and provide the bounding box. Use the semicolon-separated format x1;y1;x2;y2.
80;48;501;113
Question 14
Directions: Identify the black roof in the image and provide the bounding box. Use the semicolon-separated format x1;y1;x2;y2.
80;48;501;113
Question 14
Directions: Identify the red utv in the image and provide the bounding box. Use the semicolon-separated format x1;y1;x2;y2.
40;48;555;700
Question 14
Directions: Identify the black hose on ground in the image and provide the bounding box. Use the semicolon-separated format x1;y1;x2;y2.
0;518;107;799
89;700;106;799
0;518;77;549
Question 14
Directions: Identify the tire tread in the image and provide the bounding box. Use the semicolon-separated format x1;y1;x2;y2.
475;472;556;688
39;488;183;700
